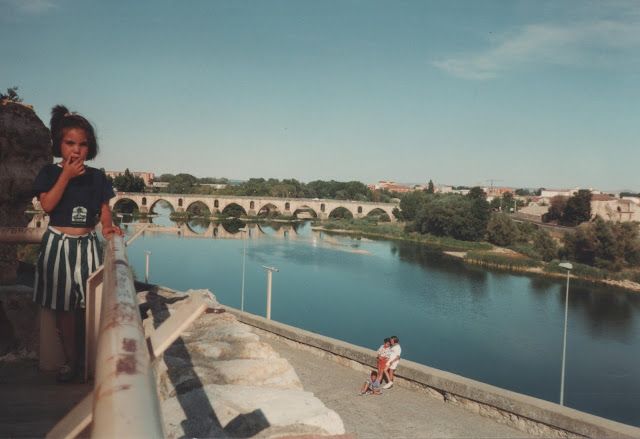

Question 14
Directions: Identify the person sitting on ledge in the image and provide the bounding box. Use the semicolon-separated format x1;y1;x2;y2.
376;337;392;386
383;335;401;389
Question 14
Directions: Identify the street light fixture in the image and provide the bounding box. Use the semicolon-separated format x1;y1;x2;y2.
558;261;573;406
239;228;247;311
262;265;279;320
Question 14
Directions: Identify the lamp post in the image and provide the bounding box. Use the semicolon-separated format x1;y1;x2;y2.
558;262;573;406
144;250;152;283
262;265;279;320
239;228;247;311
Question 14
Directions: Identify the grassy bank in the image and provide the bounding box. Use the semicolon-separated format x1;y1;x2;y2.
315;219;492;252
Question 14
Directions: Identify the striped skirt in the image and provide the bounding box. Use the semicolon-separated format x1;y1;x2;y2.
33;227;103;311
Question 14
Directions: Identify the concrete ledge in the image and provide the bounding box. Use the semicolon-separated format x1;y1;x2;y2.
225;307;640;439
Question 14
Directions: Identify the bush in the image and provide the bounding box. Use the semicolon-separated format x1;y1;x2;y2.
545;260;613;280
487;213;519;246
533;229;558;262
508;243;541;260
465;251;542;269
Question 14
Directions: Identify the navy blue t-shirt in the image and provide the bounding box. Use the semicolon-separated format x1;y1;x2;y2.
33;164;115;227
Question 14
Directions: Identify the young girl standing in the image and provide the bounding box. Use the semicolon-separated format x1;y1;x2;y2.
32;105;121;381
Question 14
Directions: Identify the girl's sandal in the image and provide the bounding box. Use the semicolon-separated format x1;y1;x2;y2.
57;363;76;383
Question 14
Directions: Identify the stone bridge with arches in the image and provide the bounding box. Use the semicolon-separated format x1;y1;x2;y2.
110;193;398;221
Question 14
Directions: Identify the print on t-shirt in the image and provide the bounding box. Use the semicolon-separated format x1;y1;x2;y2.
71;206;87;225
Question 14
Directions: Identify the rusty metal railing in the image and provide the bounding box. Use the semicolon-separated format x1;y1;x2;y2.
91;235;165;437
45;234;209;438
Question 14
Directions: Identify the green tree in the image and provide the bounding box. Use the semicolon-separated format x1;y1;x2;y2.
398;190;429;221
613;222;640;266
113;169;145;192
467;187;491;241
155;173;175;182
563;224;597;265
167;173;197;193
426;180;435;194
533;229;558;262
486;213;519;246
415;193;488;241
543;196;567;223
561;190;591;226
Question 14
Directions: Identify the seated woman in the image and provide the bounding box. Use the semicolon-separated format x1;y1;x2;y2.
376;337;392;385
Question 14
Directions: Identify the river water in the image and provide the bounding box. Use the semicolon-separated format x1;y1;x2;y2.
121;207;640;427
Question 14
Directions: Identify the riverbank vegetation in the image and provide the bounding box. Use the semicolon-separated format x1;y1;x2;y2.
151;174;398;203
319;186;640;289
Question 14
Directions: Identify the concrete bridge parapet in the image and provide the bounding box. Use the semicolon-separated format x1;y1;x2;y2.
110;193;399;222
226;308;640;439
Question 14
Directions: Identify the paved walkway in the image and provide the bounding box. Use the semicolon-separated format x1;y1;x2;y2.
264;335;535;439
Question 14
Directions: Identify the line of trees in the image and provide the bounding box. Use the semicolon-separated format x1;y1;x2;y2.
399;187;491;241
394;186;640;270
151;174;398;202
563;217;640;271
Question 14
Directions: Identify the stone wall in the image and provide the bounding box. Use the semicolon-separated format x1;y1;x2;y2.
0;101;51;283
226;307;640;439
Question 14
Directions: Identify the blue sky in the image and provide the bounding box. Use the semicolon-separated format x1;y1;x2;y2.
1;0;639;191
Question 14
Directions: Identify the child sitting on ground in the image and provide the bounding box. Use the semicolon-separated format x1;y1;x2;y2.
359;370;382;395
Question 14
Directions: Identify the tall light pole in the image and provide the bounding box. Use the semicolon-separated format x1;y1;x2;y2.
262;265;279;320
239;228;247;311
144;250;152;283
558;262;573;406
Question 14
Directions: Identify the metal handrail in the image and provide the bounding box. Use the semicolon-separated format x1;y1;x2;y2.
91;235;164;437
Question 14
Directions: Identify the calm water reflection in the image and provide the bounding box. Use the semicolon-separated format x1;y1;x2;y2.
121;206;640;427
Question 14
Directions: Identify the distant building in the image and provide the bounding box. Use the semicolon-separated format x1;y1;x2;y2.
540;189;577;198
106;170;155;187
592;197;640;222
436;185;453;194
369;180;413;193
622;196;640;205
485;187;514;198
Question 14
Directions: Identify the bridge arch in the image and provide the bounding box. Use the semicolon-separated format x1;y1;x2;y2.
257;203;280;218
149;198;175;214
221;202;247;218
113;197;139;214
365;208;391;222
186;201;211;217
292;205;318;219
328;206;354;219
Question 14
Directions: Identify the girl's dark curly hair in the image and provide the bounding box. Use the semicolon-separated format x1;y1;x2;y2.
50;105;99;160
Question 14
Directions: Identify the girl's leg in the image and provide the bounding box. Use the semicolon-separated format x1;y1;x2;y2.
56;310;76;380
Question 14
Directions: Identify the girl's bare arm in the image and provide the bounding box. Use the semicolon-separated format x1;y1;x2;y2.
39;158;85;212
100;202;122;236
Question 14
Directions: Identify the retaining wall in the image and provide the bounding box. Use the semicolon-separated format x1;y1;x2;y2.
225;307;640;439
